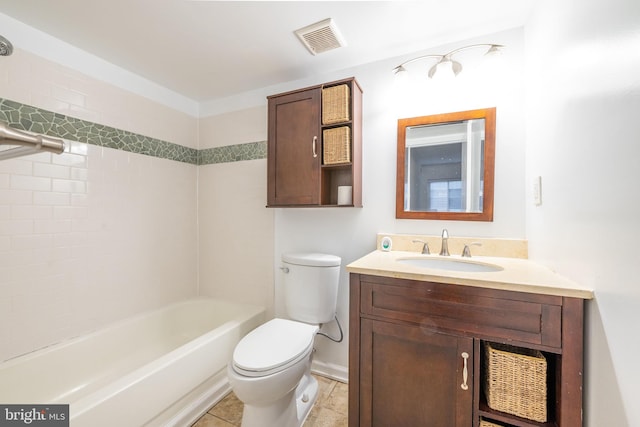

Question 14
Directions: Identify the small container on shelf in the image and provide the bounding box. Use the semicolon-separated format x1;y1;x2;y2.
322;84;351;124
323;126;351;165
479;418;507;427
483;342;548;423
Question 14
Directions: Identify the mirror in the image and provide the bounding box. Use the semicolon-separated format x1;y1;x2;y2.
396;108;496;221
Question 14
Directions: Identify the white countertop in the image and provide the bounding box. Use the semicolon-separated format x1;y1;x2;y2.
346;250;594;299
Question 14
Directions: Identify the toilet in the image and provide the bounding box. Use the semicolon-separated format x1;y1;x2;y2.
227;252;341;427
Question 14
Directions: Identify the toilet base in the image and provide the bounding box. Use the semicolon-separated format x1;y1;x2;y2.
295;372;319;424
241;372;318;427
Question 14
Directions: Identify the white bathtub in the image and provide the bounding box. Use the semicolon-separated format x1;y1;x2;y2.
0;298;265;427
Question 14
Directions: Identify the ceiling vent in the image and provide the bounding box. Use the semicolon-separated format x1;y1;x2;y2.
294;18;346;56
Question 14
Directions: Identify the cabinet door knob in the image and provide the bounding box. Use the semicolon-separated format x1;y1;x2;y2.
312;136;318;158
461;352;469;390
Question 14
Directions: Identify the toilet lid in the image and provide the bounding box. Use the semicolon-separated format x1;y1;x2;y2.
233;318;319;376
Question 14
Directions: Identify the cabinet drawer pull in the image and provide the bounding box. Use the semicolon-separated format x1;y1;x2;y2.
461;352;469;390
312;136;318;158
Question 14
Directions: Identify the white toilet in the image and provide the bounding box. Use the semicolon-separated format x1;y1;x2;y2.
227;252;341;427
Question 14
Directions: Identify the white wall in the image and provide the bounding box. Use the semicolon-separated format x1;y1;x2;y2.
194;27;529;376
271;28;527;379
0;42;198;361
525;0;640;425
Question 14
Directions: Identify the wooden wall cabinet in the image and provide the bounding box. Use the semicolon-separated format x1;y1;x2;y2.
349;273;585;427
267;77;362;207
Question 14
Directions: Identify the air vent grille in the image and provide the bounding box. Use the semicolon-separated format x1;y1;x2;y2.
295;18;346;56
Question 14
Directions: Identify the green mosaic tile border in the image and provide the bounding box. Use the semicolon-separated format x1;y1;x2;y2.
0;98;267;165
198;141;267;165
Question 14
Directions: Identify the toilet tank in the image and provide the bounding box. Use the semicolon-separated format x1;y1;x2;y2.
282;253;341;324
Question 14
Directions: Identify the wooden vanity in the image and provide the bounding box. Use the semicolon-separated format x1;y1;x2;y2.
347;249;593;427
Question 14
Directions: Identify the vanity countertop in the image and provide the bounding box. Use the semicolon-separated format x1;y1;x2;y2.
346;250;594;299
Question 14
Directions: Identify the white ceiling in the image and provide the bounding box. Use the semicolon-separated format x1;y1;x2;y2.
0;1;534;103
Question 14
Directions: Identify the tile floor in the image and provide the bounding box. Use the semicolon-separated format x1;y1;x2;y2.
191;375;348;427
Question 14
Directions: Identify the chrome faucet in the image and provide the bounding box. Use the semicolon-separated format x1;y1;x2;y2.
412;239;430;254
461;242;482;257
439;229;449;256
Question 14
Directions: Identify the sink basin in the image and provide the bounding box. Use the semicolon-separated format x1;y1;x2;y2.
397;257;503;273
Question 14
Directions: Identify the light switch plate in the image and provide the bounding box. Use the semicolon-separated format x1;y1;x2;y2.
533;176;542;206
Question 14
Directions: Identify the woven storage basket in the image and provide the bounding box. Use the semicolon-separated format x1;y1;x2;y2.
479;419;504;427
323;126;351;165
322;84;350;124
484;342;547;423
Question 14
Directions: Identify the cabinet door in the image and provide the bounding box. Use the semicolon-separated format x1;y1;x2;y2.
360;319;473;427
267;87;321;206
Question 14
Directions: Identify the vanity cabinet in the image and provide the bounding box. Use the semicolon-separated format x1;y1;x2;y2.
360;318;473;426
349;273;585;427
266;77;362;207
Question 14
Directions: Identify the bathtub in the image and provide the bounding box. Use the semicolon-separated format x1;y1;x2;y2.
0;298;265;427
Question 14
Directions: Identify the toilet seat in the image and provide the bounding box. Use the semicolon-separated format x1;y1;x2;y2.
232;318;319;377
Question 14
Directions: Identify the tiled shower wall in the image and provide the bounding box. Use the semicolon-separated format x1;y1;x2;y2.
0;50;199;361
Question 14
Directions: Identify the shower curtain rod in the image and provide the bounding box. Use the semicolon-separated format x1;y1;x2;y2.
0;122;65;161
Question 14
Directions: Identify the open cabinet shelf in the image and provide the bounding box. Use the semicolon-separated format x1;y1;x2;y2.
267;77;362;207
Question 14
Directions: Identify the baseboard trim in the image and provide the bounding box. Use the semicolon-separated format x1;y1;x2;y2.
311;360;348;383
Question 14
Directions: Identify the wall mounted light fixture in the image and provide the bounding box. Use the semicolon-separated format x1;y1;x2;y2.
392;44;504;79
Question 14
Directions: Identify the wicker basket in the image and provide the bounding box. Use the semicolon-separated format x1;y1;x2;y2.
322;84;350;124
479;419;505;427
484;342;547;423
323;126;351;165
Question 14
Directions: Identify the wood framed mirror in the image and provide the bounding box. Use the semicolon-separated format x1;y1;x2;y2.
396;107;496;221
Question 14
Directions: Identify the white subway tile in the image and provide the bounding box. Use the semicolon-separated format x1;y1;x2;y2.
10;234;53;250
53;206;88;220
0;298;14;357
10;174;51;191
70;167;88;181
10;205;53;220
69;104;100;123
14;67;52;99
53;231;88;247
52;179;87;194
0;189;32;205
0;219;33;235
0;252;23;271
0;60;8;85
26;151;53;164
71;218;103;233
51;152;87;168
33;191;70;206
0;80;32;107
8;270;50;293
69;141;89;156
0;206;8;220
52;84;86;107
34;219;72;234
70;193;89;207
33;162;71;179
0;159;33;175
0;173;9;189
30;94;70;117
0;236;9;251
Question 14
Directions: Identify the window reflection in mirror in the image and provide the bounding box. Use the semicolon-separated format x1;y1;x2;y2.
396;108;495;221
